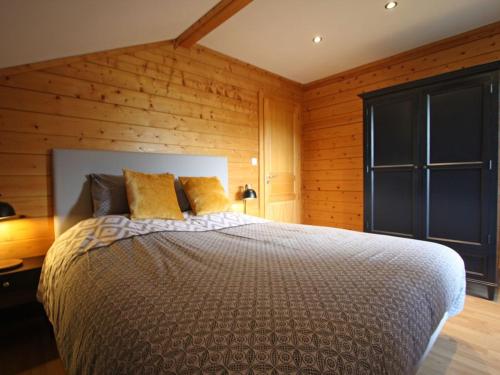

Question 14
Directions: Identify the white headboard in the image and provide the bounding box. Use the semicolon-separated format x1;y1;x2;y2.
52;149;228;237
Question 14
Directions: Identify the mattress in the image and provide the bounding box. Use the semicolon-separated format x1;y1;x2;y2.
37;212;466;374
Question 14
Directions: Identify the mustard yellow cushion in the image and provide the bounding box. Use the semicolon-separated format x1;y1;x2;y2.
123;169;183;220
179;176;231;216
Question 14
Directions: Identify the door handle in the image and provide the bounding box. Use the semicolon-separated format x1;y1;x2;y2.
266;175;276;184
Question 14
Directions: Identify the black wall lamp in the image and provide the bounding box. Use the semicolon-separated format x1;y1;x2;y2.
242;184;257;214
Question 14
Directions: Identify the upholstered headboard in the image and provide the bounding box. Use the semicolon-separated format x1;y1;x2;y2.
52;149;228;237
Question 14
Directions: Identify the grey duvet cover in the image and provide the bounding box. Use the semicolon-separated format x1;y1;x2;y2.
38;213;465;375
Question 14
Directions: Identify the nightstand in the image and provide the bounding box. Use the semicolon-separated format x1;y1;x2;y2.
0;256;45;310
0;255;61;374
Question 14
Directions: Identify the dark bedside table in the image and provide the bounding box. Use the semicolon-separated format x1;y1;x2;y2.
0;256;63;374
0;256;45;310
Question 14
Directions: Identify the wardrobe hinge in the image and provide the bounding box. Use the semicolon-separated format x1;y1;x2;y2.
488;160;493;170
490;83;494;94
366;165;369;173
487;234;492;245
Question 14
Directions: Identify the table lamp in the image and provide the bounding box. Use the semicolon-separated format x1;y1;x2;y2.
0;201;23;271
242;184;257;214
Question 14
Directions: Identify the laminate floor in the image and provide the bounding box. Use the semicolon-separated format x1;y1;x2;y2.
417;287;500;375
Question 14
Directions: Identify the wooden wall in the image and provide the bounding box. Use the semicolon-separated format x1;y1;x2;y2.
2;21;499;260
0;41;302;260
302;22;500;231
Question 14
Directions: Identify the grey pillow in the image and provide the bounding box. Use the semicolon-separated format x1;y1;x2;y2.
89;173;191;217
89;174;130;217
174;179;191;212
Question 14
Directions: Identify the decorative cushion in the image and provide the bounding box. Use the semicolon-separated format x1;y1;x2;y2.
179;176;231;216
124;169;183;220
174;180;191;212
89;174;130;217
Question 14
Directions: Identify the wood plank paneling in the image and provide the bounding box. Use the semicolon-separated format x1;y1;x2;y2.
3;71;258;126
45;61;258;108
302;22;500;230
0;40;302;259
0;154;49;176
2;21;498;259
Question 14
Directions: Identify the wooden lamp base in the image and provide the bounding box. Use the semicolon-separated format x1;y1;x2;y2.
0;258;23;272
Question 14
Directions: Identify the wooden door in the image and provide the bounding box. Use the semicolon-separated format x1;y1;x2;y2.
422;74;498;285
364;92;420;238
261;96;300;223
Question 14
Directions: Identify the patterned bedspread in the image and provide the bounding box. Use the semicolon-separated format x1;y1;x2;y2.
38;213;465;375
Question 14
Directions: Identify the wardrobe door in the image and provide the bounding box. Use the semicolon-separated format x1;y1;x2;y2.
365;93;420;238
422;74;498;283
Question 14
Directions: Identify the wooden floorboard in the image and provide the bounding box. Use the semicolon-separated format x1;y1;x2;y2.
418;290;500;375
1;293;498;374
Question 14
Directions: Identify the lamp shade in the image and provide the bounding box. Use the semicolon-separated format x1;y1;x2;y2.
242;184;257;200
0;201;16;219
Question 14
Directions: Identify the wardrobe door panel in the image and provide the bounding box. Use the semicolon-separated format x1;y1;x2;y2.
429;86;483;163
372;170;414;236
365;94;419;238
427;168;482;244
373;100;414;166
422;75;497;284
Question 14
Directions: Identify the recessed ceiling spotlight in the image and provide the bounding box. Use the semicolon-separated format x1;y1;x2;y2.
385;1;398;9
312;35;323;44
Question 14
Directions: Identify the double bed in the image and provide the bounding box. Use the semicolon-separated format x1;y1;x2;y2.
37;149;466;375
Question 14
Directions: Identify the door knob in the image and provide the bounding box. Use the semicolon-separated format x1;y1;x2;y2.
266;175;276;184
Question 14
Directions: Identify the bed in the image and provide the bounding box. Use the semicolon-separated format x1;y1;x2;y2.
37;149;466;375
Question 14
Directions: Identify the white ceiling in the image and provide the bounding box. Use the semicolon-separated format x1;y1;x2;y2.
0;0;499;83
0;0;218;69
200;0;500;83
